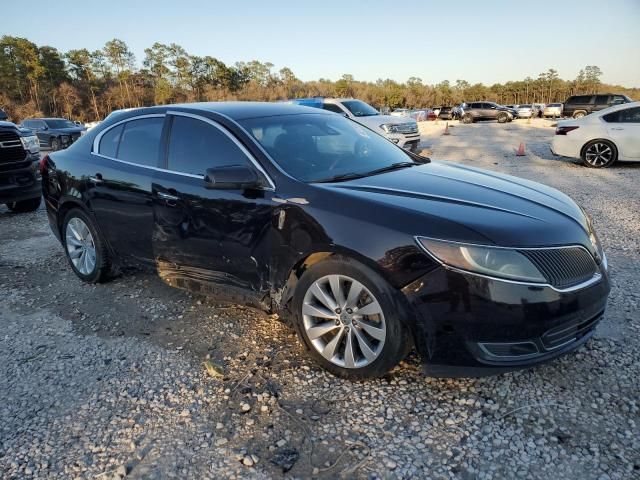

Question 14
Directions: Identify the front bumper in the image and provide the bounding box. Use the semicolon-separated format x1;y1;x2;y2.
0;158;42;204
402;265;610;377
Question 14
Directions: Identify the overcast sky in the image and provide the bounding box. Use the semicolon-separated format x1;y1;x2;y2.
4;0;639;87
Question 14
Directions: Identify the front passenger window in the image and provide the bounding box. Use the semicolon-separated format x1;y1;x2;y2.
167;115;252;176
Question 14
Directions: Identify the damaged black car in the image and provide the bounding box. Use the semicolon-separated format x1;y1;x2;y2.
41;102;610;379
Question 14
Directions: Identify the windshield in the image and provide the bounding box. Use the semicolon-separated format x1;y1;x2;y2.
45;119;77;129
240;113;417;182
341;100;379;117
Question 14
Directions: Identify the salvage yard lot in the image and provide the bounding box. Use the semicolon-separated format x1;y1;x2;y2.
1;119;639;479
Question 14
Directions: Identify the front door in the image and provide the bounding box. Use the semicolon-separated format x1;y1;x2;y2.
151;112;275;305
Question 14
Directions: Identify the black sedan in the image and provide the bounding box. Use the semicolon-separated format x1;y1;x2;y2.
41;102;610;379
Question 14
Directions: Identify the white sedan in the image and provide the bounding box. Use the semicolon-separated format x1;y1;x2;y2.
551;101;640;168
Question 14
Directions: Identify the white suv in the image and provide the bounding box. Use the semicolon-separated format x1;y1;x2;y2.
288;98;421;152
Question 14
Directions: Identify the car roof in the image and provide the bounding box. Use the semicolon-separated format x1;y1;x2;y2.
120;102;334;121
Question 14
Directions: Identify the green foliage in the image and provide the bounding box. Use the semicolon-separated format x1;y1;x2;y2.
0;35;637;123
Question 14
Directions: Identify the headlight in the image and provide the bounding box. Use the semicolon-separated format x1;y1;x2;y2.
582;208;606;269
416;237;546;283
20;135;40;154
380;124;399;134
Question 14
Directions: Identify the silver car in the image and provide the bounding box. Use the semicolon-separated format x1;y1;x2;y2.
516;104;534;118
544;103;563;118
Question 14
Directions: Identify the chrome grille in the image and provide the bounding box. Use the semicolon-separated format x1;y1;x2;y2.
520;247;598;289
0;131;27;164
395;123;419;135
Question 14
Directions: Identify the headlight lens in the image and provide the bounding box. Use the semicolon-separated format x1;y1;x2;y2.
417;237;546;283
380;124;399;134
20;135;40;154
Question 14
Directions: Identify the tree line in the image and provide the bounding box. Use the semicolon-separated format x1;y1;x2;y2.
1;35;637;123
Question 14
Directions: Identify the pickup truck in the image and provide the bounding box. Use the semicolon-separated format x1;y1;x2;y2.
0;121;42;212
285;98;421;152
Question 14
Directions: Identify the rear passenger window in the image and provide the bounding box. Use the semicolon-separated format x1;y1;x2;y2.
568;96;591;104
595;95;609;105
98;124;123;158
117;117;164;166
322;104;345;114
167;116;251;176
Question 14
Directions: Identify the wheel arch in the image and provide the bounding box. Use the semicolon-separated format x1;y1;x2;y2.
579;137;618;159
56;198;116;260
271;246;395;315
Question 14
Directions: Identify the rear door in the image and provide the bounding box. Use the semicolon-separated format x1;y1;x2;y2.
88;114;165;264
604;106;640;159
151;111;275;303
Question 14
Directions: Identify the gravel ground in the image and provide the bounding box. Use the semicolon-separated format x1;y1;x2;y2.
1;118;639;479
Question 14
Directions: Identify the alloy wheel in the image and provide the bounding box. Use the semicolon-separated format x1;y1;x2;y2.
585;142;614;167
65;217;97;275
302;274;386;369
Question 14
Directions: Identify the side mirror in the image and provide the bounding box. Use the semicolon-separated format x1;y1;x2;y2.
204;165;261;190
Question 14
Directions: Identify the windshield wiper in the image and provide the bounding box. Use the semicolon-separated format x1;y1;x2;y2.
363;161;416;177
313;172;368;183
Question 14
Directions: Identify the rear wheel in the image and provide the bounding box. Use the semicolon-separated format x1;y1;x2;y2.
62;208;111;283
6;197;41;213
497;113;509;124
462;114;474;124
582;140;617;168
50;137;61;151
573;111;587;119
292;256;409;379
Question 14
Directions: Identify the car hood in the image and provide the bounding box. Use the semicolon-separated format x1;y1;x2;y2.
53;127;86;133
354;114;416;129
319;161;591;248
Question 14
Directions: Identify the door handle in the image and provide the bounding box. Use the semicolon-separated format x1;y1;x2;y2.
156;191;180;207
89;174;103;184
157;191;179;201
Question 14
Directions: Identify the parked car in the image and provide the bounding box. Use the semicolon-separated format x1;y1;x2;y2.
532;103;546;117
287;98;421;152
20;118;87;151
0;120;41;212
390;108;411;117
516;104;534;118
562;94;632;119
543;103;563;118
43;102;610;378
460;102;514;124
438;106;454;120
551;101;640;168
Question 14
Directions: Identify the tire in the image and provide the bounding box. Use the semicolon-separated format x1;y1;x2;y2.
50;137;61;151
62;208;111;283
292;256;410;379
6;197;41;213
497;113;508;124
581;139;617;168
573;111;586;119
462;114;474;124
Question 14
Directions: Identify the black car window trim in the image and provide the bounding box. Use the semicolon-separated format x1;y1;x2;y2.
90;113;203;179
166;110;276;190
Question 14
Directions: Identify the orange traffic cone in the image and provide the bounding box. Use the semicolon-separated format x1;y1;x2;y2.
516;142;526;156
443;122;450;135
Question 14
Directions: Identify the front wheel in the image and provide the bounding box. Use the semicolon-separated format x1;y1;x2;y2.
582;140;617;168
62;208;112;283
292;256;410;379
50;137;61;151
497;113;509;123
6;197;41;213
